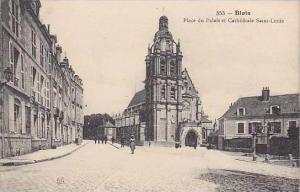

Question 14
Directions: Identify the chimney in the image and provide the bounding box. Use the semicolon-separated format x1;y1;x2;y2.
262;87;270;101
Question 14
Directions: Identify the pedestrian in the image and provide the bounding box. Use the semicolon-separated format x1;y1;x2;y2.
101;135;104;144
104;135;107;144
94;135;97;144
148;141;151;147
194;142;197;149
121;137;125;148
97;135;100;144
129;135;135;154
111;137;115;144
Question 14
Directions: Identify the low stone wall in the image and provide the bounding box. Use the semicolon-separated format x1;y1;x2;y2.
0;135;32;157
31;139;48;151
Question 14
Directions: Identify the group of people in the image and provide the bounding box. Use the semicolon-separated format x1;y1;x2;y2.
94;135;108;144
120;135;135;154
93;134;136;154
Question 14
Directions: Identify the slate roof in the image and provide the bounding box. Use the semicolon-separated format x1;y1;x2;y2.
128;89;146;107
221;93;300;119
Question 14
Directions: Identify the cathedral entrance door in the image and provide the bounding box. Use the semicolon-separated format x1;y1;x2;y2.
185;130;197;147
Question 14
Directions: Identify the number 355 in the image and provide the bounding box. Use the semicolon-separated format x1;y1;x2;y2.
216;11;225;15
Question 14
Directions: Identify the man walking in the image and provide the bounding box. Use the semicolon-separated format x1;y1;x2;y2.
104;135;107;144
111;136;115;144
121;137;125;148
101;135;104;144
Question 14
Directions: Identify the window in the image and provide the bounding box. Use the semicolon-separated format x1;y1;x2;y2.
170;61;176;74
25;106;31;134
41;117;45;138
170;87;176;100
14;99;21;134
10;0;20;37
160;85;166;100
21;55;24;89
31;29;37;58
32;67;36;86
237;123;244;134
270;105;280;115
289;121;297;129
40;42;44;67
9;43;20;86
237;108;245;116
202;129;206;139
160;59;166;74
248;122;262;134
269;122;281;134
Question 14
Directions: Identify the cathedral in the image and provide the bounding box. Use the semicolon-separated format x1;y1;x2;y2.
114;16;213;146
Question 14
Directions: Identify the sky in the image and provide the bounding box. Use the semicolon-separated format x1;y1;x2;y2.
40;0;299;120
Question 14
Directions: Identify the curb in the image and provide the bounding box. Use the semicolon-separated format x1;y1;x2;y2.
1;142;88;166
108;142;120;149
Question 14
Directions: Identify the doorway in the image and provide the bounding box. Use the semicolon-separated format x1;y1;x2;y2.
185;130;198;147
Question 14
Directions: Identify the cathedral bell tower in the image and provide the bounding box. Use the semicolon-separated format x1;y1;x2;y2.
145;16;183;142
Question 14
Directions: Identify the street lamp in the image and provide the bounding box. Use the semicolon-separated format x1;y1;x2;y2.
1;67;13;158
251;126;257;161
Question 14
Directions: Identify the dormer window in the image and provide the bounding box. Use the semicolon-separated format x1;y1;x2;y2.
237;107;245;116
270;105;280;115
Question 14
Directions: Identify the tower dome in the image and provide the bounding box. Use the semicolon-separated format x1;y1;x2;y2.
153;16;174;52
159;16;168;31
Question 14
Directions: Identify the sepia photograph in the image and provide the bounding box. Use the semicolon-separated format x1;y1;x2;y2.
0;0;299;191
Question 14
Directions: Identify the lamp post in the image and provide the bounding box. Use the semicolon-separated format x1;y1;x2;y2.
265;122;274;161
251;127;257;161
1;67;13;158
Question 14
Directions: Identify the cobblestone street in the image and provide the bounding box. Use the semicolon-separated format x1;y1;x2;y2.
0;141;299;192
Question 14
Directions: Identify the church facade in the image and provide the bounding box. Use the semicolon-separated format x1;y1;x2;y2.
114;16;212;146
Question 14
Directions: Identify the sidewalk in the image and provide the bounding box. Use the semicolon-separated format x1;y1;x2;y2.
0;140;89;166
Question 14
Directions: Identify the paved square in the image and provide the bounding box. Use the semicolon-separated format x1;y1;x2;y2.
0;142;299;192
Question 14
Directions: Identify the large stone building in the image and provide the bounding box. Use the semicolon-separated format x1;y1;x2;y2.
218;87;300;152
0;0;84;158
114;16;212;146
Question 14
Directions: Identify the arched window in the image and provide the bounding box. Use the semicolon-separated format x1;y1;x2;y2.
170;87;176;100
160;85;166;100
160;59;166;74
170;61;176;74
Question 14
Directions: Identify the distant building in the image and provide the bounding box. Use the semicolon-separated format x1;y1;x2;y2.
0;0;83;158
218;87;300;152
114;16;212;147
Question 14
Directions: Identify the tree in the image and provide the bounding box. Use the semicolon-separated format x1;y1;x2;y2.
83;113;114;139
